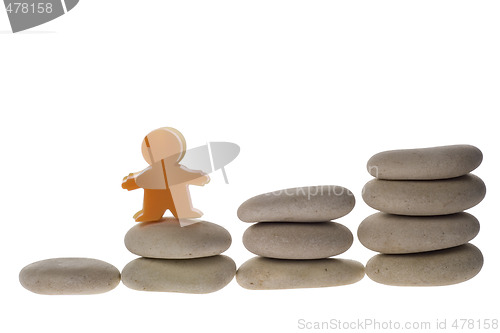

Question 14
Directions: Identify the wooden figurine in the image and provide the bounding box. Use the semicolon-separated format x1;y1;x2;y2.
122;127;210;222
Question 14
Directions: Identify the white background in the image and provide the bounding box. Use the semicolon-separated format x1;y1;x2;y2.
1;1;499;332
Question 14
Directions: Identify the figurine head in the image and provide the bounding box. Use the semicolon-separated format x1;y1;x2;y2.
141;127;187;165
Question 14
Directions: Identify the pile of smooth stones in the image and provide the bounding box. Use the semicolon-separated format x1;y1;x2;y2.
19;145;485;294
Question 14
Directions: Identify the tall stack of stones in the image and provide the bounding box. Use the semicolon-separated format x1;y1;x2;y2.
359;145;485;286
236;185;364;290
121;218;235;293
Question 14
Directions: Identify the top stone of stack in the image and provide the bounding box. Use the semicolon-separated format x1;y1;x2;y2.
367;145;482;180
237;185;355;222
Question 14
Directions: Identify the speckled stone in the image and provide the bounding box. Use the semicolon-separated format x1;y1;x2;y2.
367;144;483;180
362;174;486;216
237;185;355;222
236;257;364;290
121;255;236;294
365;243;483;286
124;218;232;259
358;212;480;254
243;222;353;259
19;258;120;295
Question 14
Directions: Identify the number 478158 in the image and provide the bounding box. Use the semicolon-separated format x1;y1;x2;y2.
452;319;498;330
5;2;53;14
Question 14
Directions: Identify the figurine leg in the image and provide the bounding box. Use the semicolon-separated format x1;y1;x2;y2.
133;210;144;220
134;189;171;222
173;207;203;219
168;185;202;218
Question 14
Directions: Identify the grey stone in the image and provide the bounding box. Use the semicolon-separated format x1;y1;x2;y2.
121;255;236;294
19;258;120;295
124;218;232;259
367;144;483;180
365;243;483;286
237;185;355;222
358;212;480;254
362;174;486;215
243;222;353;259
236;257;364;290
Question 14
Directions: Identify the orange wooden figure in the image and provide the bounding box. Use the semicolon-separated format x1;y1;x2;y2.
122;127;210;222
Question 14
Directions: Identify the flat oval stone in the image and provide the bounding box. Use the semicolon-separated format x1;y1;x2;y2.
121;255;236;293
243;222;353;259
367;145;483;180
237;185;355;222
124;218;231;259
236;257;364;290
365;243;483;286
362;174;486;215
358;212;480;254
19;258;120;295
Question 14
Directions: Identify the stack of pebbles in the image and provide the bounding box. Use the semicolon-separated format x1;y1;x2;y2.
121;218;235;293
359;145;485;286
236;185;364;290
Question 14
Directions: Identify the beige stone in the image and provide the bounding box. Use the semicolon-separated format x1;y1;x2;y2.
237;185;355;222
124;218;231;259
362;174;486;215
367;144;483;180
358;212;480;254
236;257;364;290
19;258;120;295
365;243;483;286
121;255;236;294
243;222;353;259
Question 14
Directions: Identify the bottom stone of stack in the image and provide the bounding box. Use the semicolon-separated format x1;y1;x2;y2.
122;255;236;293
365;243;483;286
236;257;364;290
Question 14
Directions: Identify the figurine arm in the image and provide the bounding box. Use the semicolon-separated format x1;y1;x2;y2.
122;172;140;191
181;167;210;186
170;165;210;186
